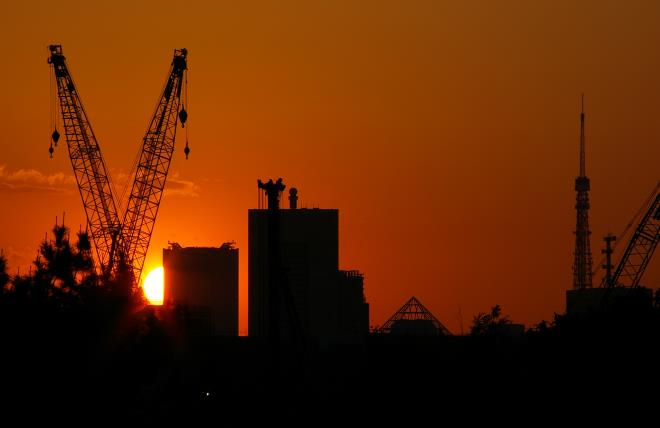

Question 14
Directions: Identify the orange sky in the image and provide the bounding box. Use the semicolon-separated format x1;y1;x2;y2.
1;0;659;334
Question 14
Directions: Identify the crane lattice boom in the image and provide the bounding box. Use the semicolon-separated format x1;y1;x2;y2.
608;184;660;288
121;49;187;283
48;45;188;285
48;45;122;276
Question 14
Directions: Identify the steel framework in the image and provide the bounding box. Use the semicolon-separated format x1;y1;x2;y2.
120;49;188;283
573;96;594;289
48;45;188;283
378;296;451;335
608;184;660;288
48;45;122;276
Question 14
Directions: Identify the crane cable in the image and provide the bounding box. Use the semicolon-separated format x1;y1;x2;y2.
116;141;142;216
183;67;190;159
48;64;55;157
116;64;173;215
116;59;190;214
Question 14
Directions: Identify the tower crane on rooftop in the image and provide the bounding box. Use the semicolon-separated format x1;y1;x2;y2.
47;45;189;287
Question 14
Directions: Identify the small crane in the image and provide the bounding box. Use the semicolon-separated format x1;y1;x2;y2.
48;45;189;286
606;182;660;288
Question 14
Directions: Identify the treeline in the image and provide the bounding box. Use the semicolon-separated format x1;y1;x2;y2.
0;222;168;423
2;222;660;423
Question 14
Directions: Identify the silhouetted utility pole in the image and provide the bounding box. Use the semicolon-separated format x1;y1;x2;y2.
573;95;594;289
602;234;616;287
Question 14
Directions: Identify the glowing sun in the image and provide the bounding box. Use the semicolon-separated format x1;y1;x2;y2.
143;266;164;305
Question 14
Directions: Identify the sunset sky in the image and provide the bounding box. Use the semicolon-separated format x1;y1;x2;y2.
1;0;658;334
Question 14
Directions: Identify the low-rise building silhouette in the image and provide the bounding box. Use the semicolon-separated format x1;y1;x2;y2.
376;296;451;336
163;242;238;336
566;286;653;317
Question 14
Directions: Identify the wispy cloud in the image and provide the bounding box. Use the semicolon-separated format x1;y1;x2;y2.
0;165;76;194
166;173;201;197
1;245;37;274
113;171;130;186
111;170;200;197
0;165;200;198
201;177;225;184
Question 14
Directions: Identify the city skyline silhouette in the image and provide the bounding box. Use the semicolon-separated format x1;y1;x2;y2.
1;0;659;335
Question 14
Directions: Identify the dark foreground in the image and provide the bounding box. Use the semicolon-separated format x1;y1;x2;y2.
2;303;660;426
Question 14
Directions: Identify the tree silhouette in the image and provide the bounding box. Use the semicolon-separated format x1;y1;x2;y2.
470;304;512;336
0;219;163;422
0;251;8;293
1;218;147;313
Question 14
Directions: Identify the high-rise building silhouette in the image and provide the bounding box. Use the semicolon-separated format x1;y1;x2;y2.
573;95;593;290
248;181;369;346
163;242;238;336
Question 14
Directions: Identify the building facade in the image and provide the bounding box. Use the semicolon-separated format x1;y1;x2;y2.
248;204;368;346
163;242;238;336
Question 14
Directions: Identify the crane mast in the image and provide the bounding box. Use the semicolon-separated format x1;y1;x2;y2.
48;45;189;286
48;45;122;276
120;48;188;283
608;185;660;288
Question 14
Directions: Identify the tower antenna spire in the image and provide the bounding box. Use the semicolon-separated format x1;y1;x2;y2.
580;93;585;177
573;94;593;289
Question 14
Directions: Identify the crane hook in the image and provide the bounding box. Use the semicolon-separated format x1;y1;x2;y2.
49;142;54;158
184;141;190;160
52;129;60;146
179;107;188;127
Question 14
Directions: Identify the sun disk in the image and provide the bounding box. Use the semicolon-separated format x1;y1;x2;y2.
143;266;164;305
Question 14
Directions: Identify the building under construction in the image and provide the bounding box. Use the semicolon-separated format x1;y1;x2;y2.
248;180;369;346
163;242;238;336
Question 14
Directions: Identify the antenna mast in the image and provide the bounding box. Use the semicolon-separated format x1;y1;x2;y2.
572;94;594;289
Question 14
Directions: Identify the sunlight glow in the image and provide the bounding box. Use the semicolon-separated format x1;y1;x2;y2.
143;266;164;305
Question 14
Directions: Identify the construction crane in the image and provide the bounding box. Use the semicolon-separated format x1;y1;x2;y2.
118;48;188;285
605;182;660;288
48;45;189;286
